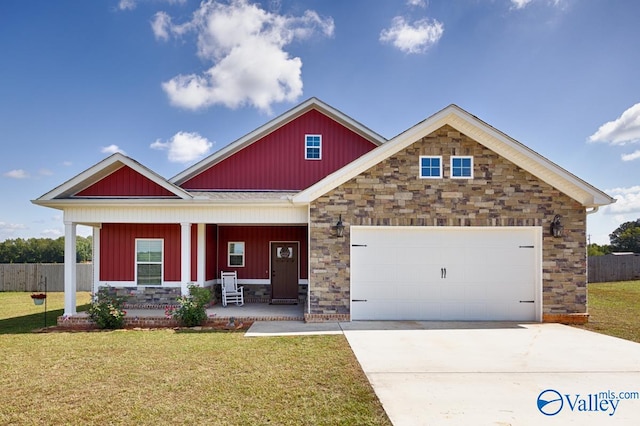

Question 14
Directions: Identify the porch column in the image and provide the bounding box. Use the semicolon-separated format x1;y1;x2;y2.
180;222;191;295
92;225;101;294
64;221;77;316
197;223;206;286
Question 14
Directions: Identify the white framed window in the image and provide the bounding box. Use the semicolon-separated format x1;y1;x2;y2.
228;242;245;267
136;239;163;286
419;156;443;179
305;134;322;160
451;156;473;179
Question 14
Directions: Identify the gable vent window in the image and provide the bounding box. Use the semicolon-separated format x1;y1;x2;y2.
419;156;443;179
305;134;322;160
451;156;473;179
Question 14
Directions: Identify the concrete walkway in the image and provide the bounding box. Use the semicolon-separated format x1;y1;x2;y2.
247;321;640;425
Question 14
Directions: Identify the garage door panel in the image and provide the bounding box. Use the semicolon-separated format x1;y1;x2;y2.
351;226;540;321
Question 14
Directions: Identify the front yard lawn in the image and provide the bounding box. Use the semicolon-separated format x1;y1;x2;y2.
0;292;391;425
579;280;640;343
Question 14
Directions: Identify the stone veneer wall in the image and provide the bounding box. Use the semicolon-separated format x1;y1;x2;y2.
307;125;587;322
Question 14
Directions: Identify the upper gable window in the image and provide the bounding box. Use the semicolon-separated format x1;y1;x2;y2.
451;156;473;179
305;135;322;160
419;156;442;179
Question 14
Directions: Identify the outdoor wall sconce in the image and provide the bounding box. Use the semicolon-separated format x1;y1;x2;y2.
551;214;564;238
334;215;345;238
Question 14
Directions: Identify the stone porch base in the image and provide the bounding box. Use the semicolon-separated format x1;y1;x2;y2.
542;313;589;325
58;312;304;330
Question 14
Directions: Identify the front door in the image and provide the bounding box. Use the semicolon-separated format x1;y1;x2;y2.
271;242;299;304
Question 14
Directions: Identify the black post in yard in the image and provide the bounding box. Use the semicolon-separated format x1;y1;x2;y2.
43;276;47;328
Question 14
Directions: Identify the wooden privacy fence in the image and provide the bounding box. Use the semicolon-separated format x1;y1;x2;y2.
588;255;640;283
0;263;93;292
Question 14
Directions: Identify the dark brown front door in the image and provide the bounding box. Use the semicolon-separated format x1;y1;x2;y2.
271;242;298;304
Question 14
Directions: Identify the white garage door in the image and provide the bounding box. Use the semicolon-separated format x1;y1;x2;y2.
350;226;541;321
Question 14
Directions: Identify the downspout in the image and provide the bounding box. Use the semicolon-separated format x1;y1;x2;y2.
586;206;599;215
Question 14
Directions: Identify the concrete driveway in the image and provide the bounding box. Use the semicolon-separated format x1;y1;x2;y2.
341;322;640;426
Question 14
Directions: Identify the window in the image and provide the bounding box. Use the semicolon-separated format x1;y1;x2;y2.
305;134;322;160
419;156;442;178
136;239;163;285
451;156;473;179
228;242;245;267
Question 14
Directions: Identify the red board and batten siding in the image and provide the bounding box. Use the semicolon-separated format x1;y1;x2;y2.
180;109;378;190
76;166;176;197
217;226;308;280
99;223;305;284
100;223;182;282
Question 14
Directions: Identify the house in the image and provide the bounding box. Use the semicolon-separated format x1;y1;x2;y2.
33;98;615;324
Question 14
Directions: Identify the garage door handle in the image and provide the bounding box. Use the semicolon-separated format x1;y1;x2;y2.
441;268;447;279
519;300;534;303
352;299;367;302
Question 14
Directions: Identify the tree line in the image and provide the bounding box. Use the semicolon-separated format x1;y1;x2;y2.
0;236;92;263
588;219;640;256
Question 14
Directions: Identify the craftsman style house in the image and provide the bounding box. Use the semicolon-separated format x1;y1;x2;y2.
34;98;614;323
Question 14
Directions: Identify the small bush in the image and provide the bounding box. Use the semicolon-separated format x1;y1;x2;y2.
88;287;127;329
166;285;212;327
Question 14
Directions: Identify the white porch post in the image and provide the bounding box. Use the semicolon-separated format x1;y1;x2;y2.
64;221;77;316
180;222;191;295
197;223;206;286
92;225;101;295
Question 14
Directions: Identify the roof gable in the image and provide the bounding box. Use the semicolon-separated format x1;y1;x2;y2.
171;97;386;187
35;153;191;201
294;104;615;208
76;165;177;197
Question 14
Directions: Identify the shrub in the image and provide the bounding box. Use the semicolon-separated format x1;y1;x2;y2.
88;287;127;329
166;285;212;327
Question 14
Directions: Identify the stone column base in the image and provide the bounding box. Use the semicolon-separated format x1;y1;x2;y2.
304;313;350;323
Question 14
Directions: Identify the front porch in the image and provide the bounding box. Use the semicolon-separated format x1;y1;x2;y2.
57;302;305;329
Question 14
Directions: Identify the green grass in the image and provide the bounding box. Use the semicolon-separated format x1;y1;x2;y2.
0;292;92;334
579;280;640;343
0;292;391;425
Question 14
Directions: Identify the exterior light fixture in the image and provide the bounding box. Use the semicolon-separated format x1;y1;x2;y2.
335;215;345;238
551;214;564;238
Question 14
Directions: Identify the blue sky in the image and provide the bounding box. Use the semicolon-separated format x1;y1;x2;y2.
1;0;639;244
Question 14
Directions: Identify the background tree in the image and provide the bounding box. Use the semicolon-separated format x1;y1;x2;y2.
0;236;92;263
609;219;640;253
587;243;611;257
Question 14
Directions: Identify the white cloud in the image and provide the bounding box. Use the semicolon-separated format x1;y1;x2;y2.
510;0;565;9
155;0;334;112
118;0;136;10
601;186;640;215
62;161;72;167
4;169;29;179
622;150;640;162
151;131;213;163
120;0;186;12
380;16;444;54
0;222;27;231
407;0;426;7
39;168;53;176
41;228;63;238
511;0;533;9
101;144;126;155
588;103;640;146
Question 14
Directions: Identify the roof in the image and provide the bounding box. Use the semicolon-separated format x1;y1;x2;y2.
293;104;616;208
33;153;193;204
169;97;387;186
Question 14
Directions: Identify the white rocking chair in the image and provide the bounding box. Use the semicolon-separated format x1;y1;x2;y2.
220;271;244;307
